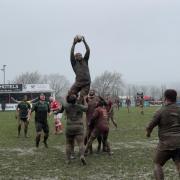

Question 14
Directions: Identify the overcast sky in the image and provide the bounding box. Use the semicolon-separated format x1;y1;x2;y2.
0;0;180;86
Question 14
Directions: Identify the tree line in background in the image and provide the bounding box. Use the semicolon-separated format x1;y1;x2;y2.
12;71;179;100
12;71;70;99
124;84;166;100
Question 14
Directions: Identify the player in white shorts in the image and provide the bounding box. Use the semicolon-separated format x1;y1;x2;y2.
49;96;63;134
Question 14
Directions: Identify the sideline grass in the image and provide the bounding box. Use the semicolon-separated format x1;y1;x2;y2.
0;107;179;180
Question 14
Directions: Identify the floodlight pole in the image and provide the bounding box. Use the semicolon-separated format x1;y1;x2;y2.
1;65;7;84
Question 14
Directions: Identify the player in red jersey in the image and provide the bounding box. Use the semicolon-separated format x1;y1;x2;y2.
106;96;117;128
49;97;63;134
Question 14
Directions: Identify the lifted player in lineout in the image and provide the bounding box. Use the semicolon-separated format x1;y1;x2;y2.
69;35;91;104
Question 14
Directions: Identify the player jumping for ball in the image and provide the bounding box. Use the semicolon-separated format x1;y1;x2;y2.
69;35;91;104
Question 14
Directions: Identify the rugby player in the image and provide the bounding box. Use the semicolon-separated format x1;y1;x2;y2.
59;94;87;165
69;36;91;104
31;94;50;148
106;96;117;128
84;90;101;153
16;95;31;137
85;98;113;156
49;96;63;134
146;89;180;180
125;97;131;113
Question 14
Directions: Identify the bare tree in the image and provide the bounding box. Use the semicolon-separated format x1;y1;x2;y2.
140;85;149;95
13;71;70;98
92;71;123;97
125;84;138;97
41;73;70;98
177;90;180;98
149;86;161;99
160;85;166;99
13;71;41;84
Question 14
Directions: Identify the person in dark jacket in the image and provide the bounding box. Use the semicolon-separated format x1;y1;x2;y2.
146;89;180;180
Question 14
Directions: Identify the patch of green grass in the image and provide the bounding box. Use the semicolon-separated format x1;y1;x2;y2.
0;107;179;179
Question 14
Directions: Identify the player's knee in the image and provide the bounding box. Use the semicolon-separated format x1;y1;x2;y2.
175;161;180;172
37;132;41;137
25;123;28;128
154;163;163;170
66;144;72;152
44;133;49;138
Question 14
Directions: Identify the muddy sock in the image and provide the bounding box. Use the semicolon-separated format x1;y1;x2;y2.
43;134;49;148
36;135;41;147
24;126;28;137
18;125;21;136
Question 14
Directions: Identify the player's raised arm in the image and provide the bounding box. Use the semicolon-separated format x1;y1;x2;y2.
15;104;19;119
47;103;51;117
30;97;39;103
27;103;31;121
11;97;20;103
82;36;90;61
30;102;36;114
70;38;77;65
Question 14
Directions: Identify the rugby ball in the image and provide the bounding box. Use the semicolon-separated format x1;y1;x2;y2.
75;35;82;43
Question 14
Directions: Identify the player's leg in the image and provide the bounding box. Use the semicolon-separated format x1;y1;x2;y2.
70;138;76;159
69;83;81;97
88;132;93;154
55;125;58;134
84;126;93;153
43;123;49;148
79;84;90;104
173;149;180;177
54;115;57;134
17;118;22;137
75;134;86;165
97;135;102;153
153;150;170;180
110;113;117;128
24;119;29;137
66;135;74;164
174;161;180;177
141;107;144;114
101;131;112;155
57;113;63;133
85;130;97;155
154;164;164;180
127;105;130;113
84;133;88;146
35;122;42;147
84;121;89;145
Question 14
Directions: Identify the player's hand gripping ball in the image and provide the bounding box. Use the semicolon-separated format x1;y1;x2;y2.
75;35;82;43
